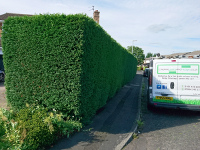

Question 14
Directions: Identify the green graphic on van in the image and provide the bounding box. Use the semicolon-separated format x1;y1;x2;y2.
153;97;200;105
157;64;199;75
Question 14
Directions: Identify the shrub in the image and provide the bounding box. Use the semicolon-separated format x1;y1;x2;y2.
0;110;6;137
0;108;21;149
0;109;7;149
16;106;55;150
49;111;82;138
0;106;82;150
2;14;137;124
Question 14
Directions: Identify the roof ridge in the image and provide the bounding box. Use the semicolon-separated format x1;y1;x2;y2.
0;12;33;20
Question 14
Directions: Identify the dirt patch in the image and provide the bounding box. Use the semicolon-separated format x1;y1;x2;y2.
0;82;7;109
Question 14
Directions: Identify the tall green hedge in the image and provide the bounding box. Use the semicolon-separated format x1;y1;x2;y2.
2;14;137;123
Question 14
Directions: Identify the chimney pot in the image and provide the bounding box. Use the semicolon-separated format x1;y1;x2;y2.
93;10;100;24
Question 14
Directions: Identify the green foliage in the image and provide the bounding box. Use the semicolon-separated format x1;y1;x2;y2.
2;14;137;124
137;66;143;70
146;52;158;58
0;108;21;150
153;53;157;57
80;16;137;123
0;109;7;149
0;120;4;137
45;109;82;139
16;106;55;150
0;106;82;150
146;52;153;58
0;109;6;137
127;46;145;65
137;119;144;129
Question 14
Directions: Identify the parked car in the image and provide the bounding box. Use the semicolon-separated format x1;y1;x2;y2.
143;68;149;77
0;70;5;82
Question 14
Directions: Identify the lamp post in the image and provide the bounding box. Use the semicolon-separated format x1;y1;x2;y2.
132;40;137;54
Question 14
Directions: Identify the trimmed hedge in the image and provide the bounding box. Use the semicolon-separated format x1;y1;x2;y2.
2;14;137;124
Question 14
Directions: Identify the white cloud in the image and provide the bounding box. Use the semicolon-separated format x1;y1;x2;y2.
147;24;172;33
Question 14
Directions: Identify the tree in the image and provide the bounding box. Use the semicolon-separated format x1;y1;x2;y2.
146;52;153;58
153;53;157;57
127;46;145;65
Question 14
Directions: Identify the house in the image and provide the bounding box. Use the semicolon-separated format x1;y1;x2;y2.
162;52;191;59
143;54;161;68
184;50;200;59
143;57;151;68
162;51;200;59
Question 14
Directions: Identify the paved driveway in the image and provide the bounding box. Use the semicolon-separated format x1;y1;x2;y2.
0;82;6;109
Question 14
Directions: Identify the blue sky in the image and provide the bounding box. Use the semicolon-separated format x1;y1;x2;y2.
0;0;200;55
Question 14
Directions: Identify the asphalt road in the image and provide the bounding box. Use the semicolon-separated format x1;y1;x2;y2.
50;71;143;150
124;76;200;150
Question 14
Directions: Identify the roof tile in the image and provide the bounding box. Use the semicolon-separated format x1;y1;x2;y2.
0;13;32;20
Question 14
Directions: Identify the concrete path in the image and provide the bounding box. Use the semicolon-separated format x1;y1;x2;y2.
50;71;143;150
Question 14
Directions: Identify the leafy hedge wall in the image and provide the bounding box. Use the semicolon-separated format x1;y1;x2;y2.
2;14;137;123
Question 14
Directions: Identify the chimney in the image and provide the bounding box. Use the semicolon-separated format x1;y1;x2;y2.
93;10;100;24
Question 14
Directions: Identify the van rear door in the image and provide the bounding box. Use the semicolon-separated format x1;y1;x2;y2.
152;59;178;103
176;59;200;105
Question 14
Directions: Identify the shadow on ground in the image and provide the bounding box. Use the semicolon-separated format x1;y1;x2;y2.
49;71;143;150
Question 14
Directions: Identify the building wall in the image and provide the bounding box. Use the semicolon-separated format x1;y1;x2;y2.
0;22;2;38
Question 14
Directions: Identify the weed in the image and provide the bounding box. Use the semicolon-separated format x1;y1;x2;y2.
132;133;138;139
137;119;144;129
82;128;93;132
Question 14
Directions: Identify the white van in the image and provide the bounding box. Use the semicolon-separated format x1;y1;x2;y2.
148;59;200;110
